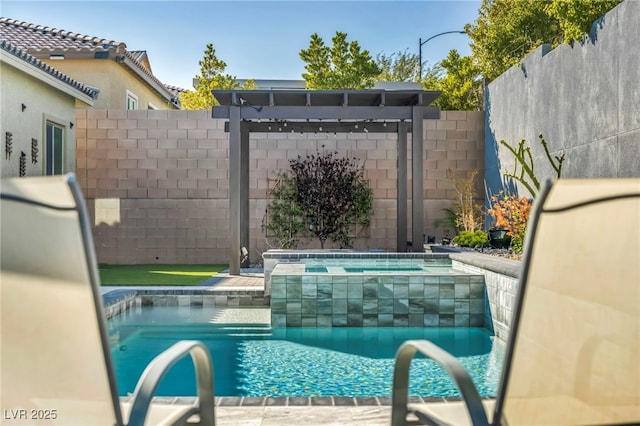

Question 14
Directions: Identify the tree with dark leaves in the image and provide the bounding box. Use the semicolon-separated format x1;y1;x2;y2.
267;149;372;249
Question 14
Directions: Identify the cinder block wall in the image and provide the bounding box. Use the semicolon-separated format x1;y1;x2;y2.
75;109;484;264
485;0;639;198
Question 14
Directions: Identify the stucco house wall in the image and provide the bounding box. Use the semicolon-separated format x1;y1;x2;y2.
76;109;484;265
45;59;176;110
1;46;95;179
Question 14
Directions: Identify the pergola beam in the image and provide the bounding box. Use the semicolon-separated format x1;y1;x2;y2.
223;121;412;134
212;105;440;121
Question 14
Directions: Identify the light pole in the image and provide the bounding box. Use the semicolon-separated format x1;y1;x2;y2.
419;30;466;78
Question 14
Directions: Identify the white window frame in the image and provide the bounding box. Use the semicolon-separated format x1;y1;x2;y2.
45;120;65;176
126;90;138;110
147;102;158;110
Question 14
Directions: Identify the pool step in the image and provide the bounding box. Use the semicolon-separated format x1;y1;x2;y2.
133;324;273;339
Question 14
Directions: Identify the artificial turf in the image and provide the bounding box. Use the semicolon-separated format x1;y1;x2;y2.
98;264;228;286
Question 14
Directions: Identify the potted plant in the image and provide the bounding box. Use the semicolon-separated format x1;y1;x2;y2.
487;227;511;249
487;192;532;253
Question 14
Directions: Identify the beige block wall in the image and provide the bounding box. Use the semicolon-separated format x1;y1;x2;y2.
76;109;484;265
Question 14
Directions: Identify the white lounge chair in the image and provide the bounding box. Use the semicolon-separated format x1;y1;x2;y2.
0;174;215;426
391;178;640;425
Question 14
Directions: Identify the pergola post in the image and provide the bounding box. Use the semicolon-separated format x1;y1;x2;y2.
397;121;408;252
228;106;241;275
411;106;424;252
240;121;250;268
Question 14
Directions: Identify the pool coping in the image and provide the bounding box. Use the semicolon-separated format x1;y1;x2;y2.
120;395;494;407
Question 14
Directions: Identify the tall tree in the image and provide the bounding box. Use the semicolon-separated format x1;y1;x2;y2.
466;0;558;81
180;43;256;110
544;0;623;43
466;0;622;81
299;32;381;89
376;50;420;82
422;50;482;110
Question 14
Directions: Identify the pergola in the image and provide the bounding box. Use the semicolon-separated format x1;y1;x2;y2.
211;89;441;275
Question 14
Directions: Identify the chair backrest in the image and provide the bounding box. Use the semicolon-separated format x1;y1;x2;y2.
1;174;122;425
495;179;640;425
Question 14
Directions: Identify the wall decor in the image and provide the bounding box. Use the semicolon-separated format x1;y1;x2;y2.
31;138;38;164
19;151;26;177
5;131;13;160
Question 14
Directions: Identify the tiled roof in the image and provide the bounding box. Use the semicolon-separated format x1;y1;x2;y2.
0;39;99;99
128;50;151;72
0;17;178;106
0;17;124;53
166;84;188;96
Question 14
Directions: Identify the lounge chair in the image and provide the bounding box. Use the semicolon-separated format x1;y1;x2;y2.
0;174;215;426
391;178;640;425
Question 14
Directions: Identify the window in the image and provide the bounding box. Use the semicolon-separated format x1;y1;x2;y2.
45;121;64;175
147;102;158;110
126;90;138;110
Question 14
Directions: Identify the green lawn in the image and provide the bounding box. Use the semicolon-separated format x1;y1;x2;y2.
98;264;228;286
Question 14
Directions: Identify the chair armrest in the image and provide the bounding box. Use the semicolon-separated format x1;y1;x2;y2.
126;340;215;426
391;340;489;426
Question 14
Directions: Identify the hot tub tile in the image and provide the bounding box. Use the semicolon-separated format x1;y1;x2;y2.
363;282;378;298
317;298;332;314
409;298;425;314
455;284;470;299
332;314;347;327
302;282;317;298
455;300;470;314
455;314;470;326
301;317;317;327
378;298;393;313
317;314;332;327
377;313;393;326
393;316;409;327
439;314;455;326
378;283;393;298
363;315;378;327
363;299;378;314
347;314;363;326
424;285;439;299
332;298;347;314
439;284;454;298
439;299;454;314
424;314;439;326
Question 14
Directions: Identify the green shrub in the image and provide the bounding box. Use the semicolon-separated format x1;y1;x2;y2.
453;230;488;248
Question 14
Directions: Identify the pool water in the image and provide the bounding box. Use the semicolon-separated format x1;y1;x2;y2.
108;306;504;397
303;260;456;274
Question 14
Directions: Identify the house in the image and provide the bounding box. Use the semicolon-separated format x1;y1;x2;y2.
1;40;98;179
0;17;179;110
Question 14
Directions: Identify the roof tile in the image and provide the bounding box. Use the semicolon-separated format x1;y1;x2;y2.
0;39;99;99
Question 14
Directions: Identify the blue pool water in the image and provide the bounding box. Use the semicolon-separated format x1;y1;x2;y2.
303;258;456;274
108;306;504;397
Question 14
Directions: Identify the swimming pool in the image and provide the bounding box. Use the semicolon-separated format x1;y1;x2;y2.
108;306;504;398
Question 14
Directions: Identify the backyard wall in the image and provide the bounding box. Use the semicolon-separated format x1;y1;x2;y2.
76;109;484;265
485;0;639;197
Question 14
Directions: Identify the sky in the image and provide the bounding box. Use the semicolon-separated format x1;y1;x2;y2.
2;0;481;90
